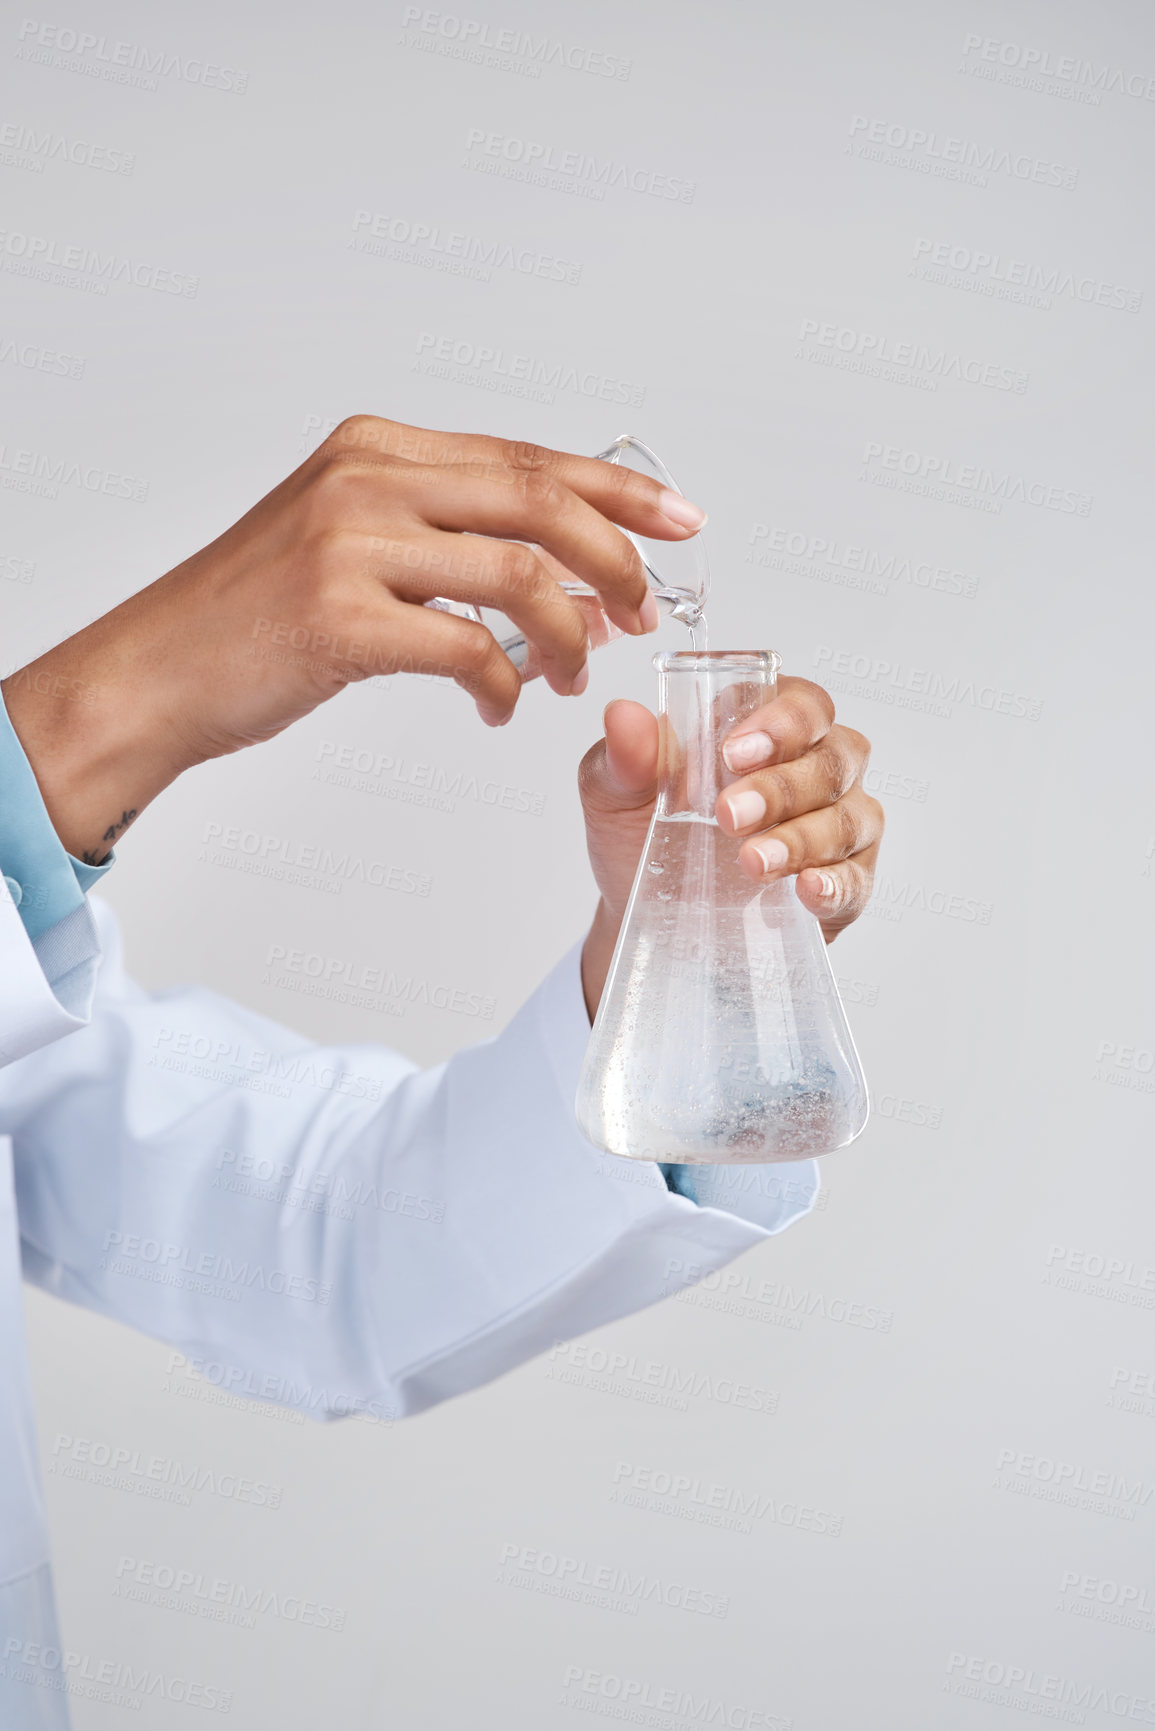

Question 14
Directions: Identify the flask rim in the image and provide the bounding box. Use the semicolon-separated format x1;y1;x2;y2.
652;649;781;675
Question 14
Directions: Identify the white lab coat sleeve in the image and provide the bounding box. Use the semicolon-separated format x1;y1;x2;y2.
0;882;102;1067
4;901;818;1421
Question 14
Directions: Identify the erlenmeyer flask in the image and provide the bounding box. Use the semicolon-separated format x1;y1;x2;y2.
575;650;869;1164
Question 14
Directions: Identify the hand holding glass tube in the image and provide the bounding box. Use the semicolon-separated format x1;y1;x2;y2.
428;435;712;672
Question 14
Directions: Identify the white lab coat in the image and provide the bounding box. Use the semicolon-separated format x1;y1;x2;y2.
0;885;816;1729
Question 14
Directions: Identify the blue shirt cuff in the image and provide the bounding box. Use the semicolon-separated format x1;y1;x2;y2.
0;685;114;941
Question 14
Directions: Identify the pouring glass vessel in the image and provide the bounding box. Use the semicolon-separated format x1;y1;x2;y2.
426;434;711;671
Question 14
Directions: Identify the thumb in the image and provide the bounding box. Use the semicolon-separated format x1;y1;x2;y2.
579;700;659;815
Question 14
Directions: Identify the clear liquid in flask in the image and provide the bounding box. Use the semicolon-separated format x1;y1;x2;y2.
576;650;868;1164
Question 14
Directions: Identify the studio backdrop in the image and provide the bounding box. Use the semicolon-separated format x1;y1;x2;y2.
4;0;1154;1725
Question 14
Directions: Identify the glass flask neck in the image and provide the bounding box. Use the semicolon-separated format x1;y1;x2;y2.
653;651;779;820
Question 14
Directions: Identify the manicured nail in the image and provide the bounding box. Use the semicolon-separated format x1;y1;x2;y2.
638;591;660;633
752;837;789;873
657;489;707;532
723;731;774;772
723;789;766;830
815;871;837;899
571;663;589;696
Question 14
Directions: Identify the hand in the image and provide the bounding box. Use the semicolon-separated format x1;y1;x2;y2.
578;679;883;1019
1;417;705;861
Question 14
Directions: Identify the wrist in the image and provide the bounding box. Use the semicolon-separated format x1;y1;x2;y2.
2;626;195;861
580;898;622;1023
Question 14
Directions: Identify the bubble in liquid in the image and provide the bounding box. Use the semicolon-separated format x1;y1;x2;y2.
647;863;664;875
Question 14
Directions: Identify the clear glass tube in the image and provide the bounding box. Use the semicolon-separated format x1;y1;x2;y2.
575;650;870;1164
426;435;710;671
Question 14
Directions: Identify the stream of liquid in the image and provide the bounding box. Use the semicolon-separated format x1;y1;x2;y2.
661;586;708;652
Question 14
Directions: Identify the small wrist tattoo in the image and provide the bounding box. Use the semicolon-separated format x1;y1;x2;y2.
81;808;137;866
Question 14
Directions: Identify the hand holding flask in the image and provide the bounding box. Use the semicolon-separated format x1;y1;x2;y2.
575;651;869;1164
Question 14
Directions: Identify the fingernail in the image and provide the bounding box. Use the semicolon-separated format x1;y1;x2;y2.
752;837;789;873
571;663;589;696
657;489;707;532
723;731;774;772
638;591;660;633
723;789;766;830
815;871;837;899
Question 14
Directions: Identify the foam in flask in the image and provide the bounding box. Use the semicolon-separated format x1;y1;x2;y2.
576;649;869;1164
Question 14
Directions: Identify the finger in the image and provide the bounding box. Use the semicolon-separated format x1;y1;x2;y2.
736;786;885;882
715;724;871;835
369;423;709;540
390;460;658;639
372;597;523;727
602;699;659;800
798;850;881;940
721;676;839;772
316;417;709;543
369;527;593;697
507;593;624;689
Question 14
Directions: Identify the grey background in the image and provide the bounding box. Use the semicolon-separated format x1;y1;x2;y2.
4;0;1155;1724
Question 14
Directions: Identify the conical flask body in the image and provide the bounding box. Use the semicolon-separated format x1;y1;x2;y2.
576;652;869;1164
